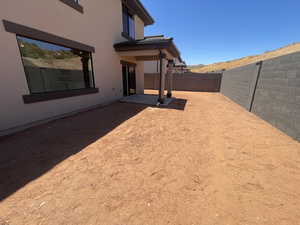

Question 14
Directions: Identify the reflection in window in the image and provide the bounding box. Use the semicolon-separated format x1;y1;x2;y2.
122;5;135;39
16;36;95;94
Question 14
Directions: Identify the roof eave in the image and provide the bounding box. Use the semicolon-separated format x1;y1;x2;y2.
135;0;155;26
124;0;155;26
167;40;180;58
114;42;169;52
114;42;180;58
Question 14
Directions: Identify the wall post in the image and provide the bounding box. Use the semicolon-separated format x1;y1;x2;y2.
247;61;263;111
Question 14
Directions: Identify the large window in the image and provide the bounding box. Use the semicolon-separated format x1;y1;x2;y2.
16;36;95;94
122;5;135;39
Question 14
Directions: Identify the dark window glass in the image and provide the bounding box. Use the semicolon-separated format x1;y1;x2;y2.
122;5;135;39
122;64;136;96
128;15;135;39
16;36;95;94
122;10;129;36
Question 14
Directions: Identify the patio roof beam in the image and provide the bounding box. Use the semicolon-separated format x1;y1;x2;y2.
135;53;166;61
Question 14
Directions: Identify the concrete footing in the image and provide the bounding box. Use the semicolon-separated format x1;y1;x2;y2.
120;94;173;106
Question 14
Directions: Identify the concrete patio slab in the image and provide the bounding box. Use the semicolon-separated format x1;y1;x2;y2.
120;94;173;106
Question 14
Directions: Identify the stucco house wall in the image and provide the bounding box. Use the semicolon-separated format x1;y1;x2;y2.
135;15;145;40
0;0;145;135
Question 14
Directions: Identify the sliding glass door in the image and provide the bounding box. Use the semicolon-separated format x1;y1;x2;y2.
122;63;136;96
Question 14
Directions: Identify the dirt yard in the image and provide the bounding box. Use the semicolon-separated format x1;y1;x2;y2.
1;91;300;225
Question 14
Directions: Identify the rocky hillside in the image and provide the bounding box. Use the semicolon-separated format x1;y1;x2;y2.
190;42;300;73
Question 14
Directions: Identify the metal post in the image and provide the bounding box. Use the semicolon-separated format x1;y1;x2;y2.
167;60;174;98
158;51;165;104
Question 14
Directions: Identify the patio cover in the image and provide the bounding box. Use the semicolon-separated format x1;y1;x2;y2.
114;36;180;104
114;36;180;60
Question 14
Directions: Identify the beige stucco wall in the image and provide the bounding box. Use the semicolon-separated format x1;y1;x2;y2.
0;0;146;135
135;61;145;94
134;15;145;40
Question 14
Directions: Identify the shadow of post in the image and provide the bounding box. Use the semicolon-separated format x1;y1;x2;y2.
0;102;147;201
160;98;187;111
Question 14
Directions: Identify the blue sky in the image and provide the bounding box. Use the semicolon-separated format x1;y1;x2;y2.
141;0;300;65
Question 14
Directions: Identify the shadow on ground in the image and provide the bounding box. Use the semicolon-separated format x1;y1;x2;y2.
0;102;147;201
161;98;187;111
121;94;188;111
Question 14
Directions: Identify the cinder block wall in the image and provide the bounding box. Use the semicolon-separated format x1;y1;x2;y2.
144;73;160;90
220;51;300;142
221;63;259;110
173;73;222;92
145;72;222;92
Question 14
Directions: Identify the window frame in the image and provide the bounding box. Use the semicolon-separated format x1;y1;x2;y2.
22;88;99;104
122;5;135;40
16;36;97;103
3;20;98;104
17;35;96;95
59;0;84;14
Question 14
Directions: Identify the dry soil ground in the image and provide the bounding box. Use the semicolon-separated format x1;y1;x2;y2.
1;91;300;225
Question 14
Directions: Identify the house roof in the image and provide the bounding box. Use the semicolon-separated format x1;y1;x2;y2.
175;62;187;68
114;36;181;58
178;56;183;63
124;0;155;26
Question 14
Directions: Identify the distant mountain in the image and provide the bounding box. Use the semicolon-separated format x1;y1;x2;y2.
190;42;300;73
19;39;83;70
188;64;205;69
